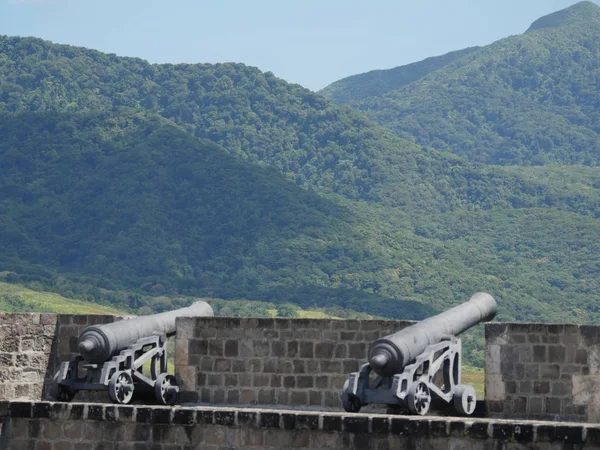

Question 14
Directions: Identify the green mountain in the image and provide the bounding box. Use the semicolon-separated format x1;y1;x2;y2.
0;110;438;319
320;1;600;166
0;25;599;331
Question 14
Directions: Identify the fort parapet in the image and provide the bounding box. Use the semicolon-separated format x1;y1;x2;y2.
0;312;599;449
485;323;600;423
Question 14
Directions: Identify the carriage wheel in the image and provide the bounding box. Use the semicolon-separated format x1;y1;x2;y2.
154;373;179;405
108;371;134;404
406;381;431;415
453;384;477;415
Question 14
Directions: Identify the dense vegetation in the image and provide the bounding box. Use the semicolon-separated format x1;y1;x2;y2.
0;1;599;361
320;1;600;166
2;30;596;214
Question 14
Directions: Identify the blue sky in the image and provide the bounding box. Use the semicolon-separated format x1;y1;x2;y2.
1;0;597;90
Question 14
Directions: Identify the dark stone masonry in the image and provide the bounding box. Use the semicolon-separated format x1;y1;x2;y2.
175;317;412;410
485;323;600;422
0;313;118;402
2;313;600;448
2;401;600;449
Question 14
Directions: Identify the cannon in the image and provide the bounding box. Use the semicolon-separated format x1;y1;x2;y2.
341;292;497;415
53;300;213;405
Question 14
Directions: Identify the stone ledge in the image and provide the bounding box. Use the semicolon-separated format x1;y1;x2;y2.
2;401;600;445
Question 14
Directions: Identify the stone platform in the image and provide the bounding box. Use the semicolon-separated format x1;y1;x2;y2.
2;401;600;449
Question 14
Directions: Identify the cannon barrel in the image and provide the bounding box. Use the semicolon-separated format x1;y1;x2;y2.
368;292;497;377
78;300;214;363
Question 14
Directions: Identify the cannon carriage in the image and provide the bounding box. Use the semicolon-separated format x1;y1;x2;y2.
341;292;497;415
54;301;213;405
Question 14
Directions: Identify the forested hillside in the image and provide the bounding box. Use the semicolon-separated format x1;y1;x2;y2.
320;1;600;166
0;4;599;334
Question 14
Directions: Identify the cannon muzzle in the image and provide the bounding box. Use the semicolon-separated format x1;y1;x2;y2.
368;292;496;377
78;300;213;363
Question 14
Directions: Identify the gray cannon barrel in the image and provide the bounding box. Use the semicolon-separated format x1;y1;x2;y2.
368;292;497;377
78;300;214;364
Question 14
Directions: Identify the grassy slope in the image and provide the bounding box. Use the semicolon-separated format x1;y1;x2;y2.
0;280;125;314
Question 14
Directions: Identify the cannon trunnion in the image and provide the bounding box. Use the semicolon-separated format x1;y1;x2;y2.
54;301;214;405
341;292;497;416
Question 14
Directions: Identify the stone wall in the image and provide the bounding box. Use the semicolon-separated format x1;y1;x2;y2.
175;317;412;410
485;323;600;422
0;313;117;402
2;401;599;450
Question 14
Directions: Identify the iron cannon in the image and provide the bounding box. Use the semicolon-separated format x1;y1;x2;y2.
54;300;213;405
341;292;497;415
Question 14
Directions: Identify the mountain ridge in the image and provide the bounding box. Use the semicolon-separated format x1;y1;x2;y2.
527;1;600;32
320;1;600;166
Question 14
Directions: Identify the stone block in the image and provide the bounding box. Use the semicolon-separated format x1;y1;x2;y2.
485;345;501;375
238;373;252;387
207;374;222;386
263;359;279;373
485;323;507;343
322;331;338;341
529;397;543;414
551;381;570;396
306;359;319;372
199;357;213;372
299;342;314;358
240;389;256;405
292;360;305;374
540;364;560;379
226;389;240;404
316;376;329;389
320;360;342;374
533;345;547;362
309;390;322;405
501;345;519;362
545;397;562;414
213;388;225;403
231;359;246;373
214;358;230;372
188;339;207;357
343;359;360;373
522;363;538;379
518;346;533;362
257;389;275;404
333;343;347;359
548;345;566;363
82;422;104;441
512;396;527;414
297;376;314;389
348;343;367;359
252;374;269;387
270;375;281;388
290;391;308;406
271;341;285;357
533;381;549;394
519;381;532;394
224;374;238;387
260;412;280;428
287;342;298;358
253;341;270;357
208;341;223;357
541;334;561;344
575;348;588;365
224;340;238;357
315;342;334;358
